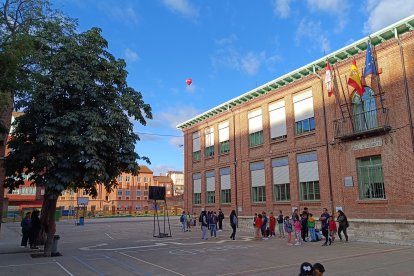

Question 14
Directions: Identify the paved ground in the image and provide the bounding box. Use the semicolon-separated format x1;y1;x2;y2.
0;217;413;275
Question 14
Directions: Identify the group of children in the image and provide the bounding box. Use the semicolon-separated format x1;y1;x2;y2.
253;208;344;247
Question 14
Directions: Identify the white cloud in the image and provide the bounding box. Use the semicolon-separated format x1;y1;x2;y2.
154;105;201;129
273;0;293;18
296;19;330;54
306;0;349;31
240;52;266;75
124;48;140;62
97;3;139;25
363;0;414;33
162;0;199;18
169;136;184;147
151;164;177;176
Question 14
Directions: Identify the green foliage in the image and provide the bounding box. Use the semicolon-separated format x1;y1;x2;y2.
4;23;152;197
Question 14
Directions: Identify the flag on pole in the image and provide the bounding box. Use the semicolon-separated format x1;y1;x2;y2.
325;62;334;97
347;59;365;97
364;41;377;77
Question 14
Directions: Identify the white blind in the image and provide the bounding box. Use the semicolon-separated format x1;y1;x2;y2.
298;161;319;182
193;131;200;152
251;169;265;187
205;127;214;147
273;166;290;184
293;90;314;122
206;176;215;191
269;106;287;138
219;121;229;142
221;174;231;190
248;109;263;134
193;179;201;193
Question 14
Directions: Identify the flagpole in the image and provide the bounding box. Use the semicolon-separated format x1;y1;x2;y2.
331;64;345;120
343;74;356;132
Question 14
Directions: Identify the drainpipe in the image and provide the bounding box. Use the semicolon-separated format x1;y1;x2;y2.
313;65;335;213
230;105;239;217
395;28;414;152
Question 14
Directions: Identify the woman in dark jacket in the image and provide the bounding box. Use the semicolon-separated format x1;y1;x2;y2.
336;210;349;242
21;212;32;247
30;210;41;249
229;210;237;240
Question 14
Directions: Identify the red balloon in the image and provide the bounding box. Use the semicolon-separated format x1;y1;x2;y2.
185;78;192;85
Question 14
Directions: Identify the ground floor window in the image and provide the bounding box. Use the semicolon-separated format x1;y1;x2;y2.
357;156;385;199
252;186;266;202
206;191;215;204
300;181;320;201
221;189;231;203
194;193;201;204
273;183;290;201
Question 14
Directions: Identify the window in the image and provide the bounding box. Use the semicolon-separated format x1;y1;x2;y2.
357;156;385;199
352;87;378;133
117;176;122;182
269;100;287;141
125;176;130;182
248;109;263;146
83;190;88;196
205;126;214;157
297;152;320;201
193;131;201;161
294;90;315;135
272;157;290;201
220;167;231;204
193;173;202;204
219;121;230;154
136;190;142;196
143;191;148;196
137;177;141;182
250;161;266;202
206;171;215;204
144;177;149;182
117;189;123;196
125;190;130;196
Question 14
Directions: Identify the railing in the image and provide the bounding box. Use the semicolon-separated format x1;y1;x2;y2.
334;108;391;141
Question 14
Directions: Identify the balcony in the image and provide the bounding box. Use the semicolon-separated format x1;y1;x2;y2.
334;108;391;141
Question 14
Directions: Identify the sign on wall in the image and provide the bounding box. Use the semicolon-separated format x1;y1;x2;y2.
351;137;382;151
344;176;353;187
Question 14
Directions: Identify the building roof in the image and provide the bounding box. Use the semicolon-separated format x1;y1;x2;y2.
176;15;414;130
153;176;173;183
137;165;153;174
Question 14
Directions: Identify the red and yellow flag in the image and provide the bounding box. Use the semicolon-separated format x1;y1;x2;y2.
347;59;365;97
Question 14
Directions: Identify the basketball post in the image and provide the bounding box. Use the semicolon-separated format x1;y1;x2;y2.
149;186;172;238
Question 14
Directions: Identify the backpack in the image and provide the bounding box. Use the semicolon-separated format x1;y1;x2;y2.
180;215;184;223
232;215;238;225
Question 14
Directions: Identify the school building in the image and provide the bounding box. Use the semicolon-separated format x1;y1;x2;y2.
177;16;414;243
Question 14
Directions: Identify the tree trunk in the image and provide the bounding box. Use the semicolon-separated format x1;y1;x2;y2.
40;192;58;257
0;92;13;233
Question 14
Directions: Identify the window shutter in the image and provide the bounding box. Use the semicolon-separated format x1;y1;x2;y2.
297;152;319;182
220;167;231;190
293;90;314;122
193;173;201;193
205;127;214;147
250;162;265;187
269;100;287;138
206;171;215;191
193;131;200;152
248;109;263;134
219;121;229;142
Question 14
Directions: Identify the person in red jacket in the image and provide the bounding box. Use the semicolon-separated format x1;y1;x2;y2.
269;212;276;238
254;214;263;240
328;214;337;245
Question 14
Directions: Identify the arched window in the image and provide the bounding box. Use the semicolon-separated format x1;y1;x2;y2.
352;86;378;132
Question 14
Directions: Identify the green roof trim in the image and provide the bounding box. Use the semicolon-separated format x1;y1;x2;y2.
177;15;414;130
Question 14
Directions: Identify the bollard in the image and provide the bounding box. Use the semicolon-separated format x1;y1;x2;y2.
51;235;60;256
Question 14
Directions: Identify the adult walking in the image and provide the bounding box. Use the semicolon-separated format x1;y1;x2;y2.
30;210;41;249
337;210;349;242
20;212;32;248
229;210;237;240
319;208;330;246
218;209;225;231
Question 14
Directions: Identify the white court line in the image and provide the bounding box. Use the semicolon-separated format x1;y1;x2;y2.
105;233;115;240
0;261;73;276
118;251;185;276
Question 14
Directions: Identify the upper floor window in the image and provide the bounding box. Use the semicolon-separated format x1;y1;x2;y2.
294;90;315;135
269;100;287;141
205;126;214;158
125;176;130;182
352;87;378;133
192;131;201;161
117;176;122;182
219;121;230;154
248;109;263;147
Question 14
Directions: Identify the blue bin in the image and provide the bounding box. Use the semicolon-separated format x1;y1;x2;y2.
79;217;84;226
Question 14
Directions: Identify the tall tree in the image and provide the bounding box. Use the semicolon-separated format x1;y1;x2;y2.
4;24;152;256
0;0;64;231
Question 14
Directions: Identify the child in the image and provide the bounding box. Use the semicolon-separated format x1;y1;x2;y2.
328;214;337;245
277;210;285;238
294;219;302;245
308;213;316;242
254;214;263;241
269;212;276;237
284;216;293;245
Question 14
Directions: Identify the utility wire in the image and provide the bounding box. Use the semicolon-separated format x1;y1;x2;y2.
134;131;183;137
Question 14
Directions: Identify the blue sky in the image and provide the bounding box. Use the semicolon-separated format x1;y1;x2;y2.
54;0;414;175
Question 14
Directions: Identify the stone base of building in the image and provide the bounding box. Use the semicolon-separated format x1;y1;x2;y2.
229;217;414;246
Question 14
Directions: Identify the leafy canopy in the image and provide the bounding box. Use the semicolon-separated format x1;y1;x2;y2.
5;24;152;197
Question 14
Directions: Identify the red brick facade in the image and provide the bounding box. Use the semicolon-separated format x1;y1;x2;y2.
180;30;414;220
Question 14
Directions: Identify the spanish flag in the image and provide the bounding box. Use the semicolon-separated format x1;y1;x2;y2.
347;59;365;97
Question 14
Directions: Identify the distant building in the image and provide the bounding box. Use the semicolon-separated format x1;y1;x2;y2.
153;175;174;198
166;171;184;196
